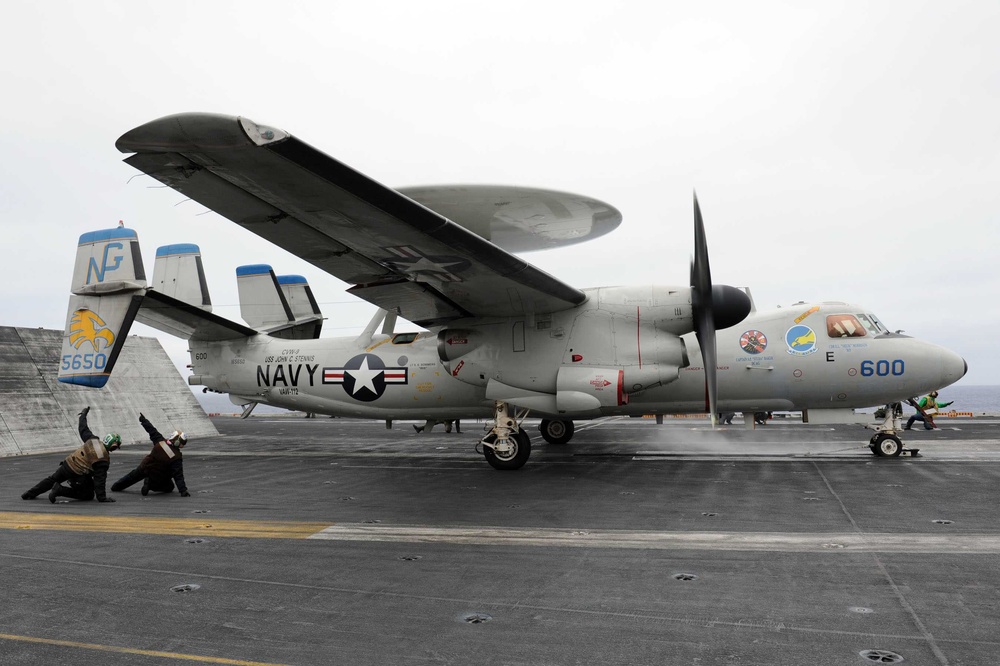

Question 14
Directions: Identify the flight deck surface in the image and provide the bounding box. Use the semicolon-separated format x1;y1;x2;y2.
3;415;1000;665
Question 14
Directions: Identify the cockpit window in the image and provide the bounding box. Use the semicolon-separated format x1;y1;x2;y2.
827;314;868;338
391;333;419;344
860;313;888;334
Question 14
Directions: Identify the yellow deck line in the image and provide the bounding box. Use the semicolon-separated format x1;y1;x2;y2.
0;512;328;539
0;632;287;665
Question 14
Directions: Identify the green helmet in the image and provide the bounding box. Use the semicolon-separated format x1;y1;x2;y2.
103;433;122;451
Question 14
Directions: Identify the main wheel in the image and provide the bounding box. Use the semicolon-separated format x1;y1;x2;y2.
871;433;903;457
539;419;574;445
483;429;531;470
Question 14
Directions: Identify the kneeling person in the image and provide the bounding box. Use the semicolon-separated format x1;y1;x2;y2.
111;413;190;497
21;406;120;503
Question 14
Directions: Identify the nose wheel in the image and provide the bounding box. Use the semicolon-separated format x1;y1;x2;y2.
870;433;903;457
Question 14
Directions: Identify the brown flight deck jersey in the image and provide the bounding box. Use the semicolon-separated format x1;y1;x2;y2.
64;438;111;475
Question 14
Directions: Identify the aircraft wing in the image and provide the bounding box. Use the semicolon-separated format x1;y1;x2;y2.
116;113;589;327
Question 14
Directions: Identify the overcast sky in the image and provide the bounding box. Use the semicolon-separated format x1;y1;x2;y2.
2;1;997;388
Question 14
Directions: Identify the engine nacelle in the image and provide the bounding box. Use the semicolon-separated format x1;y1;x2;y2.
556;366;626;410
437;328;495;387
619;331;688;392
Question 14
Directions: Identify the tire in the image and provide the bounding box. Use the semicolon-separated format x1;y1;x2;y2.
539;419;574;445
871;433;902;457
483;429;531;470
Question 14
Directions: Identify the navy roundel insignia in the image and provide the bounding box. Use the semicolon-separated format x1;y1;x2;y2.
739;329;768;355
322;353;408;402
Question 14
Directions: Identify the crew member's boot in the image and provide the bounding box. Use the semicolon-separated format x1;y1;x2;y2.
21;491;35;500
141;477;151;496
48;483;65;504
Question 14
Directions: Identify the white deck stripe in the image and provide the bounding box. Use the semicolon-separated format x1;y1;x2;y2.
307;525;1000;553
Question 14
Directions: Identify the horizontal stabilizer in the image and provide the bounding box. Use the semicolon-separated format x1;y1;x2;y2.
137;290;256;341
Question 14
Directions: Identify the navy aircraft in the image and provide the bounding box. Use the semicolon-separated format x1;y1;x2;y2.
58;113;967;469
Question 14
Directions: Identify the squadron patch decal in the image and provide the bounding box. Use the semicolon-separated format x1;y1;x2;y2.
323;353;408;402
739;330;768;355
785;325;818;356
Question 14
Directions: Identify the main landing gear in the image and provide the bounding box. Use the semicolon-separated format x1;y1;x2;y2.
867;402;919;458
479;401;531;470
539;419;574;445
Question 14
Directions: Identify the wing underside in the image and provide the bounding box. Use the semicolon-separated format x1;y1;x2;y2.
117;113;589;326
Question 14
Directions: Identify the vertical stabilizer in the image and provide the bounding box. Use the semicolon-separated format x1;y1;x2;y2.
151;243;212;310
58;228;147;387
237;264;292;329
236;265;323;339
277;274;323;338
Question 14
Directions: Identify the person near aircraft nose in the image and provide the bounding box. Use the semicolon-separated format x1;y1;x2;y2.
21;406;120;503
110;413;190;496
904;391;953;430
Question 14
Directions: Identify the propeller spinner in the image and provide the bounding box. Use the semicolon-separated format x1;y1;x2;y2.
690;193;752;426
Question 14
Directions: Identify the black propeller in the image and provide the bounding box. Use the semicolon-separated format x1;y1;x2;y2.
690;192;752;426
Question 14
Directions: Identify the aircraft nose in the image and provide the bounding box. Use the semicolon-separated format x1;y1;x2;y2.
940;347;968;385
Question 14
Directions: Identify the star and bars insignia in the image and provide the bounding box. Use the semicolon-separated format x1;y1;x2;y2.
379;245;470;282
323;353;408;402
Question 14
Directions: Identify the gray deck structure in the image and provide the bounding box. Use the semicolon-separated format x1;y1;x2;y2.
0;326;217;457
2;415;999;665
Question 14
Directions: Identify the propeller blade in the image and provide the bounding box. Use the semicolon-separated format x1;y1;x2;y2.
689;192;751;427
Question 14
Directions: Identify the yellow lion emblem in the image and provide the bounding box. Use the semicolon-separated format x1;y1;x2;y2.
69;309;115;352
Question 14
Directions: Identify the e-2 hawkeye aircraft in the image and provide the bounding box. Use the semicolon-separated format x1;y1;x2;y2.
57;113;967;469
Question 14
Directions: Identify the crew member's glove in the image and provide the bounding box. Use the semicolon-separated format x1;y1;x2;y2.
180;491;191;497
138;412;145;422
80;406;90;417
98;497;116;503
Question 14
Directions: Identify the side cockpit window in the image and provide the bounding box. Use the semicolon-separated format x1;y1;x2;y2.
391;333;419;345
827;314;868;338
859;313;887;335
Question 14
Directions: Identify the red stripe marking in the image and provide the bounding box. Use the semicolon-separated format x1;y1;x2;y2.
636;306;642;369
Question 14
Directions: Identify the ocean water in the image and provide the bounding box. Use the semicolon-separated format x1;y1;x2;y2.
932;384;1000;416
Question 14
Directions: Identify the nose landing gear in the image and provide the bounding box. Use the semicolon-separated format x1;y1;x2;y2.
867;402;920;458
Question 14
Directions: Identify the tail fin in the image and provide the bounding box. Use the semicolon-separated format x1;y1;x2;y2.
151;243;212;310
237;265;323;339
58;228;146;387
276;274;323;339
139;244;255;341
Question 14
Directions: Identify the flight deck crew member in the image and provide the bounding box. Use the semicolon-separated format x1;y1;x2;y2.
412;419;461;433
904;391;953;430
111;413;190;496
21;406;120;503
